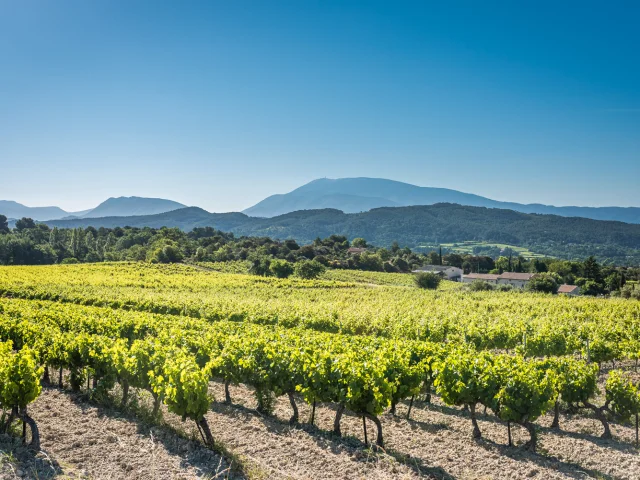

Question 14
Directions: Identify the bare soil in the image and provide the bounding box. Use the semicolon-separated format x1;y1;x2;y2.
205;380;640;480
0;388;236;480
2;380;640;480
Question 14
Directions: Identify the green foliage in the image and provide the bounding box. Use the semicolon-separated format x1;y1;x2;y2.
294;260;326;279
605;370;640;422
468;280;494;291
414;272;441;290
495;357;555;425
526;273;559;294
147;244;183;264
351;238;367;248
0;341;43;410
150;350;211;421
435;349;499;410
269;259;294;278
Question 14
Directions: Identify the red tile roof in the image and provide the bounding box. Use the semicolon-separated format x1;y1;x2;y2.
557;284;580;294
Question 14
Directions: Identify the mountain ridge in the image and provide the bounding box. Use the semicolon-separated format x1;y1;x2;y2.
243;177;640;223
0;196;186;221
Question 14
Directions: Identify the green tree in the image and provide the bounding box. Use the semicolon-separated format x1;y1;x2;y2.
0;215;9;234
351;237;367;248
605;272;624;293
269;259;294;278
426;251;440;265
15;217;36;232
294;260;326;279
495;256;510;273
443;253;464;268
526;273;559;294
583;256;601;282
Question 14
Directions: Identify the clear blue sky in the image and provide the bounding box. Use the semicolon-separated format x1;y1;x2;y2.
1;0;639;212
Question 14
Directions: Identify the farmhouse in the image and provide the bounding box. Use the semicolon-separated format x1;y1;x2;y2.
462;273;500;285
462;272;535;288
496;272;535;289
347;247;367;255
413;265;463;282
557;284;581;296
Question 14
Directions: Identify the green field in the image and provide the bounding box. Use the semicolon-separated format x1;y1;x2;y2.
433;241;548;259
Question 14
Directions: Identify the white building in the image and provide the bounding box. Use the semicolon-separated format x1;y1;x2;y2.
462;272;535;289
462;273;500;285
413;265;463;282
496;272;535;289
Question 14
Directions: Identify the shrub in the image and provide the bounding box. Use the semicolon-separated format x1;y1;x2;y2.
294;260;326;279
383;262;398;273
468;280;494;291
269;259;294;278
147;245;183;264
414;272;441;290
60;257;79;264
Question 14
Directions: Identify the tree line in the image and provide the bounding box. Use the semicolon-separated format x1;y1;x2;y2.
1;215;638;297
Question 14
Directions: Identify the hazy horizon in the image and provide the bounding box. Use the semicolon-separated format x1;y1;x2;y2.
2;1;639;212
4;176;640;214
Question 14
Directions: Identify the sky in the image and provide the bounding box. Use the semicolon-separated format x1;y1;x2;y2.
1;0;639;212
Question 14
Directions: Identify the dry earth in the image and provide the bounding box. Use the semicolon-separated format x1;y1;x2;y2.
205;380;640;480
2;379;640;480
0;388;237;480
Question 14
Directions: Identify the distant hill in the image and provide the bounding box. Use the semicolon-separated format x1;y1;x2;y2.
79;197;186;218
0;201;70;221
0;197;186;221
243;177;640;224
44;204;640;264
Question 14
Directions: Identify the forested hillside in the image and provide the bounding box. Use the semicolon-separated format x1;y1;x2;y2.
42;204;640;264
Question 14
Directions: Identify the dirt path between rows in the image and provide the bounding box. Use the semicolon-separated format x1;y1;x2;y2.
2;382;640;480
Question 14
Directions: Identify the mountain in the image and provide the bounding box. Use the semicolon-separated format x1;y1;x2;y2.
243;177;640;224
0;201;70;221
79;197;186;218
0;197;186;221
46;207;247;231
44;204;640;264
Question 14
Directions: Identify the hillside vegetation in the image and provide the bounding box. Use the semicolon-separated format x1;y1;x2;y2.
41;204;640;264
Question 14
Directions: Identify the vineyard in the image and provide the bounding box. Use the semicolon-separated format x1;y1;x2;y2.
1;263;640;479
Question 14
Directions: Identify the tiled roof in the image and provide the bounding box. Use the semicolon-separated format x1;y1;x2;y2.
498;272;535;281
557;284;580;293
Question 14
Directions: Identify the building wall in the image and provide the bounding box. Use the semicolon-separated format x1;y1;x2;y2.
462;277;497;284
497;279;529;289
445;267;463;281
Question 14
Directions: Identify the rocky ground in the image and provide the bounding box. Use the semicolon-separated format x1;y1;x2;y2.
1;380;639;480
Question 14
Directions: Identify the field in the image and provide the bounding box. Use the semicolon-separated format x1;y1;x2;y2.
1;263;640;479
435;241;548;259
